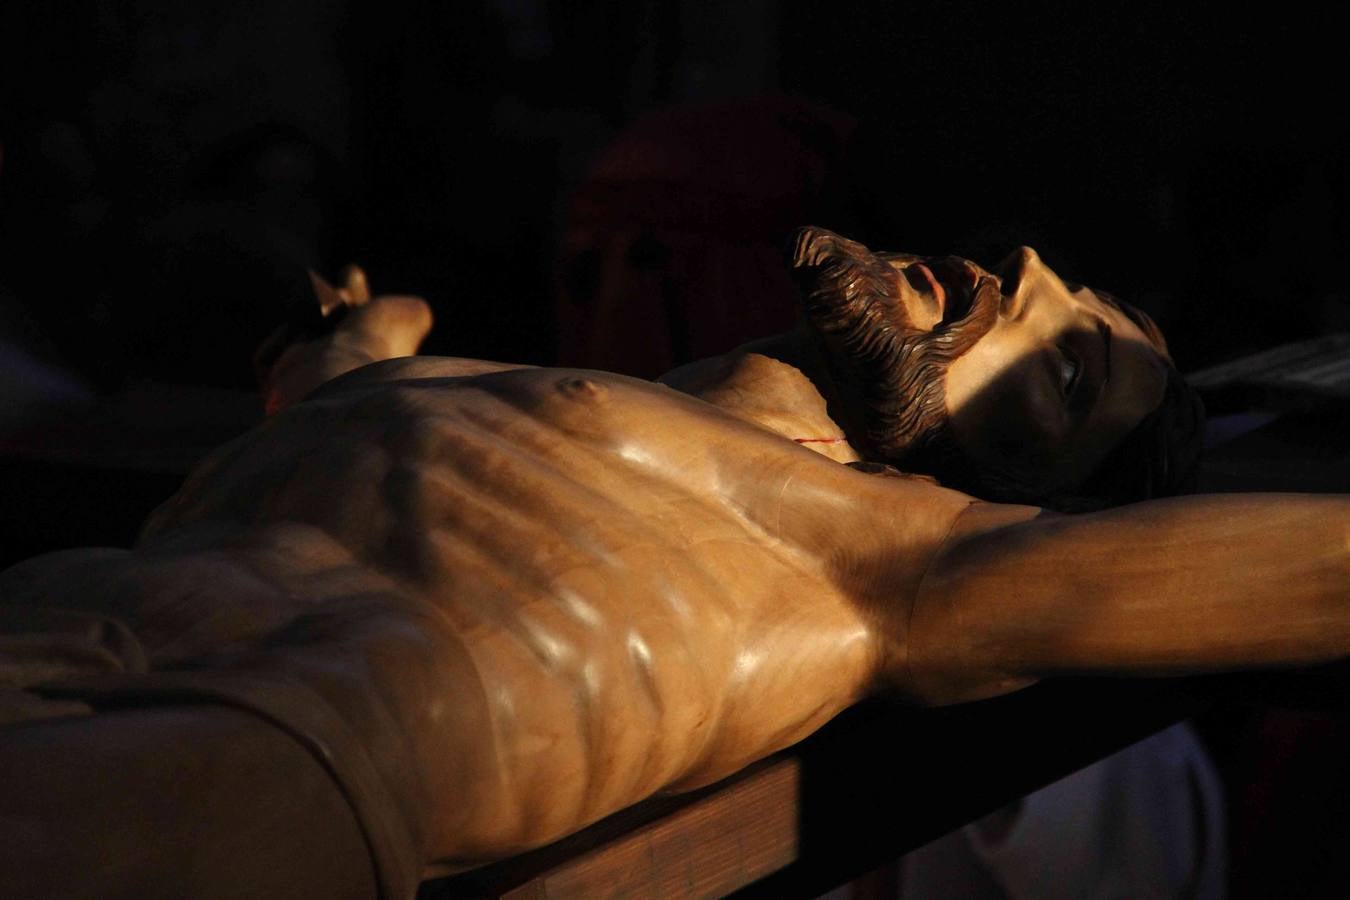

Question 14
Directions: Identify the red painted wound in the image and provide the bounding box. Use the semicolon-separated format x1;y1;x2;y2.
794;437;847;444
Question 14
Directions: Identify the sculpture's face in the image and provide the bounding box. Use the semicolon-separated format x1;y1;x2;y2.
792;226;1181;502
887;246;1170;493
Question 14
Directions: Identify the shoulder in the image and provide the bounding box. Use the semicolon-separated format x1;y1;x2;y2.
662;351;862;463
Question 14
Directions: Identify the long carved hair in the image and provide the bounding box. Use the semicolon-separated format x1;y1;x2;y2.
790;226;1206;510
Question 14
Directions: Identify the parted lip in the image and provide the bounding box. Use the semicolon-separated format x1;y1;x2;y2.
902;263;947;317
919;256;992;328
790;227;995;331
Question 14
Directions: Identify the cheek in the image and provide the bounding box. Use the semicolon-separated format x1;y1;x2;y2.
947;371;1059;472
946;340;1062;442
1111;338;1168;428
943;338;1014;420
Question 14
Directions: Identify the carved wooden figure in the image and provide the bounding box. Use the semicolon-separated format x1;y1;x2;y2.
1;228;1345;898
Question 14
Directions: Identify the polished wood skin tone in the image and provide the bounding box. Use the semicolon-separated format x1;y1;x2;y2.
2;271;1347;898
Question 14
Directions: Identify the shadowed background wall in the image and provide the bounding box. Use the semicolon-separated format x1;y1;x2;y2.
2;0;1347;389
1;7;1347;897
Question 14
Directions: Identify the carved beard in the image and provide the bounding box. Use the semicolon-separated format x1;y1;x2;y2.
790;226;1002;466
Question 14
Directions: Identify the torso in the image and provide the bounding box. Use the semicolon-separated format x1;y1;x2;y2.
9;359;974;863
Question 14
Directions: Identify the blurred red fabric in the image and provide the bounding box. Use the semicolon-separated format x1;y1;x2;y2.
555;97;855;378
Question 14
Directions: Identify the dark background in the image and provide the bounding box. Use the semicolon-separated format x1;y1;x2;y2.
1;4;1349;898
2;0;1348;392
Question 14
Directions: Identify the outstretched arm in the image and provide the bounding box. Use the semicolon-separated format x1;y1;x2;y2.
904;493;1350;704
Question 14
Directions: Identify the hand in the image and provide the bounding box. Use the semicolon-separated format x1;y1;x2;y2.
254;265;433;413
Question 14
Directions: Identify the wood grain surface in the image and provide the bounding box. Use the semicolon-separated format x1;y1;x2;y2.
423;759;798;900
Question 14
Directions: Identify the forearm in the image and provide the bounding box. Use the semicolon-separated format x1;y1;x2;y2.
0;705;378;900
910;493;1350;697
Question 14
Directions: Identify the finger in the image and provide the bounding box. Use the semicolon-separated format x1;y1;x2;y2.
308;269;345;316
341;265;371;306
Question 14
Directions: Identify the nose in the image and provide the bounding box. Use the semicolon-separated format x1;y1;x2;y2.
994;246;1042;320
